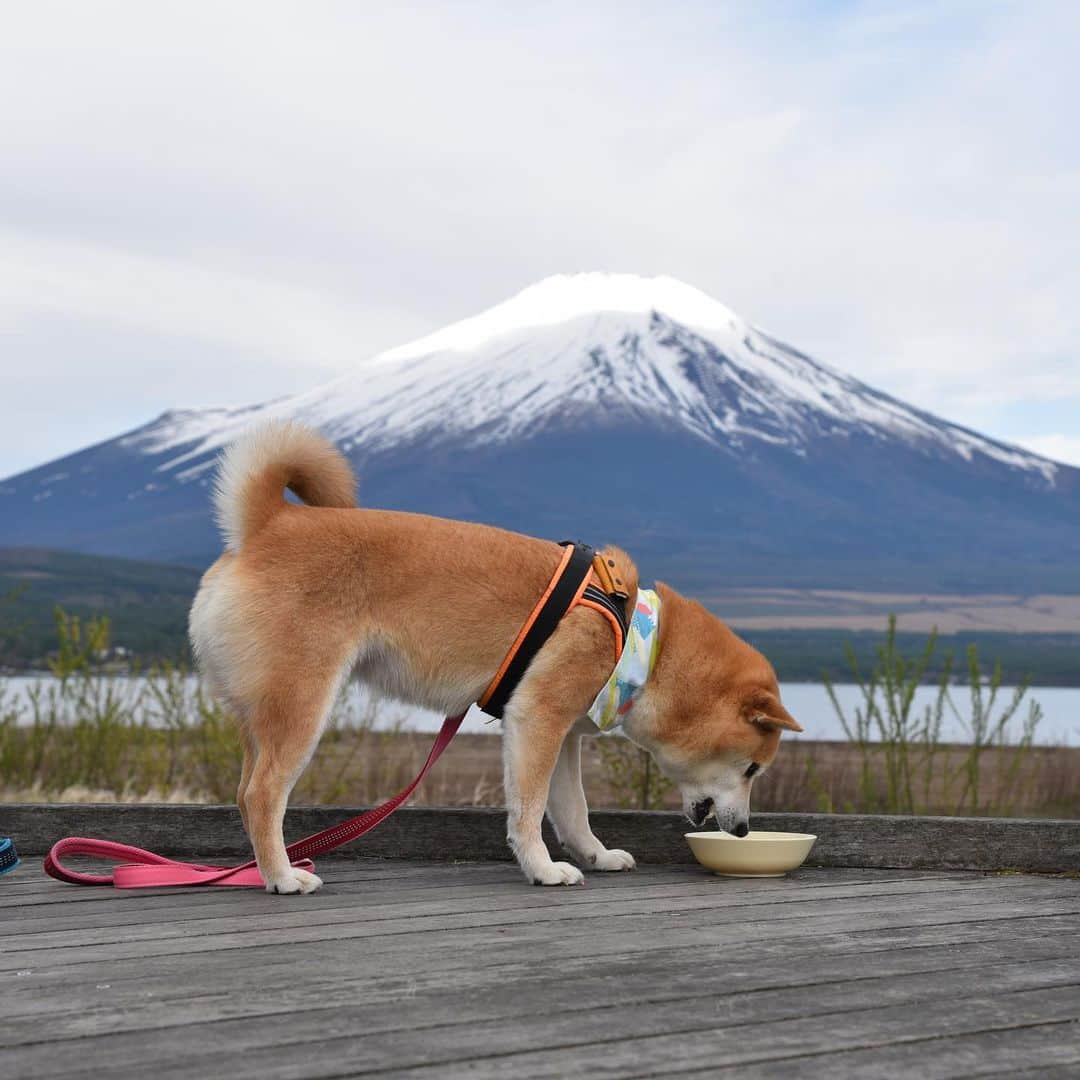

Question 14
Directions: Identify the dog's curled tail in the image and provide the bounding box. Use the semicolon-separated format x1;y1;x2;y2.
212;420;357;552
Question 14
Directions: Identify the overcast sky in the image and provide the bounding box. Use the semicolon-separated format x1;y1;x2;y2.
1;1;1077;477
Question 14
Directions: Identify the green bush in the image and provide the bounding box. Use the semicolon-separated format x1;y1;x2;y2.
821;615;1042;816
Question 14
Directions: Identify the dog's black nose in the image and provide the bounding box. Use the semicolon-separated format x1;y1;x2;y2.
731;821;750;838
690;798;714;826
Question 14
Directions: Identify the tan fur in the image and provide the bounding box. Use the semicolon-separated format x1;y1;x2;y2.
190;422;800;891
212;421;356;552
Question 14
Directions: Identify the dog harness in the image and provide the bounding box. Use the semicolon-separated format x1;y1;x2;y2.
42;540;641;889
478;541;631;719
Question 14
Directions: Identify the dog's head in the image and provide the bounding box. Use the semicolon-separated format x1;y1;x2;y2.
660;683;800;835
622;584;802;834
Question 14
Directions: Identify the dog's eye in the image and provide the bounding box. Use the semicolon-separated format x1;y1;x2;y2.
744;762;760;779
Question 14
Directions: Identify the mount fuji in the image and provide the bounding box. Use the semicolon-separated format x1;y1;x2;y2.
3;273;1079;592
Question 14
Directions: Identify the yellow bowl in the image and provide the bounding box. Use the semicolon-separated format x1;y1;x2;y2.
685;830;817;877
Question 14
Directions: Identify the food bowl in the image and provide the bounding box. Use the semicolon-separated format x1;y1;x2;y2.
685;830;817;877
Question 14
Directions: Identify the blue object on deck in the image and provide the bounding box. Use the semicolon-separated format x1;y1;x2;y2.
0;838;20;876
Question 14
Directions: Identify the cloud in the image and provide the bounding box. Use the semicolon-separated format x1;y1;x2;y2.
0;1;1077;475
0;229;419;369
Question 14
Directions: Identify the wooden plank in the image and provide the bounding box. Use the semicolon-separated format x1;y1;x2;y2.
0;863;957;913
4;878;1078;985
9;886;1072;1013
3;871;1040;937
6;937;1078;1051
0;864;962;915
6;908;1080;1035
7;910;1078;1038
0;860;927;903
4;877;1068;967
5;894;1070;996
13;855;846;903
13;975;1080;1079
18;980;1079;1079
2;865;1072;948
6;876;1045;963
4;880;1077;973
349;986;1080;1080
0;867;981;931
8;803;1080;872
675;1022;1080;1079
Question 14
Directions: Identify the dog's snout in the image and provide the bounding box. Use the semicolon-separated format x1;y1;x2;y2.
730;820;750;838
689;797;714;826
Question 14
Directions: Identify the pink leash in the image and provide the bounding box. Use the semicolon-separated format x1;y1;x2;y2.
43;713;464;889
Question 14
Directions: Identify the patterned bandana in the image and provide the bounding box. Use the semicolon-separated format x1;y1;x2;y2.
587;588;661;731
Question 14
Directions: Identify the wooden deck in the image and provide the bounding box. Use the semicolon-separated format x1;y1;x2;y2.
4;860;1080;1078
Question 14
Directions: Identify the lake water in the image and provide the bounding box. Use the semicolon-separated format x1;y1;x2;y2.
3;676;1077;746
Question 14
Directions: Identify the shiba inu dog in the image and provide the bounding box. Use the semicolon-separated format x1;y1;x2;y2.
189;421;801;893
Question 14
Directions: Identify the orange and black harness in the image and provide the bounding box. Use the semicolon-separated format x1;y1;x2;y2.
42;541;630;889
478;541;630;719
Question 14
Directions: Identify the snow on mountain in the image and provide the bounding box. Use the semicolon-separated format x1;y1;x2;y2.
120;273;1058;487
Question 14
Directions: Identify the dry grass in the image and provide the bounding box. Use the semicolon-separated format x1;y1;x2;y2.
747;739;1079;819
4;712;1076;819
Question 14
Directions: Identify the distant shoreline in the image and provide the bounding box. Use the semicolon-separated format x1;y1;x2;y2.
4;674;1076;747
5;547;1080;683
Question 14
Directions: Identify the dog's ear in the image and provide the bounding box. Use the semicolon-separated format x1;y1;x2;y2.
745;692;803;733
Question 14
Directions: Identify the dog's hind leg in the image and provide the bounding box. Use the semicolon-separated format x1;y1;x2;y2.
236;726;257;839
243;663;347;895
547;723;635;872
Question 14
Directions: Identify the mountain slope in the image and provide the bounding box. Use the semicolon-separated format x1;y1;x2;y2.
2;273;1078;592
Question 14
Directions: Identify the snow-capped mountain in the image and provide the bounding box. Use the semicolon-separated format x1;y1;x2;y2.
120;273;1056;484
3;274;1078;593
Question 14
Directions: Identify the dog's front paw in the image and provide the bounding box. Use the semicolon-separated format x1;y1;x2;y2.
265;867;323;895
591;848;636;872
532;861;585;886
